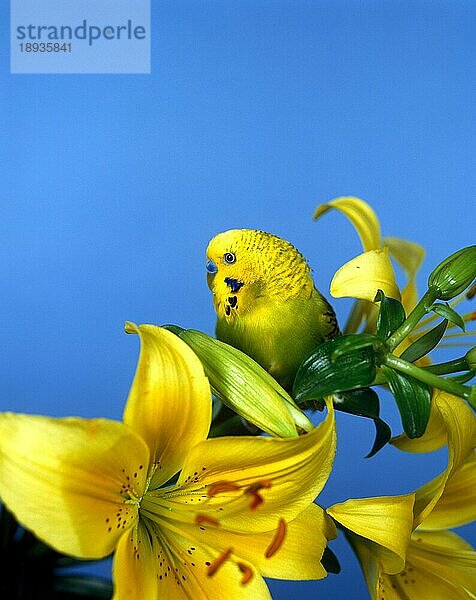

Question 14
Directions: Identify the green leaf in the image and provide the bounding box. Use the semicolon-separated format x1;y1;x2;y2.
375;289;406;340
367;418;393;458
333;388;392;457
399;319;448;363
330;333;380;361
381;365;431;438
430;303;466;331
449;369;476;385
333;387;380;418
293;337;377;403
321;546;341;574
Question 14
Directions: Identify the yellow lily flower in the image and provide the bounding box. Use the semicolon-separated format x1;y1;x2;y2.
411;392;475;528
314;196;474;452
326;391;476;599
314;196;425;332
0;324;337;599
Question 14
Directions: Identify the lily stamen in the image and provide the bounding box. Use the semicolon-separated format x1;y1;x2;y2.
207;547;233;577
207;481;241;497
237;562;253;585
249;492;264;510
195;514;220;527
245;480;272;511
245;480;272;493
265;518;287;558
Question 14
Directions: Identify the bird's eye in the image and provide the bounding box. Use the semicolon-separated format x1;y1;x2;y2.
223;252;236;265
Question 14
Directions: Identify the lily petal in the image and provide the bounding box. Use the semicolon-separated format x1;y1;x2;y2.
384;236;425;312
390;392;447;453
314;196;381;251
413;391;476;528
331;248;401;302
114;519;272;599
384;237;426;280
327;494;415;574
381;530;476;600
417;450;476;531
342;530;381;600
113;521;163;600
0;413;149;558
356;529;476;600
174;403;336;533
124;324;212;486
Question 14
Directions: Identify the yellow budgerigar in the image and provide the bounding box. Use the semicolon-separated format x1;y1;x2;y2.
206;229;339;391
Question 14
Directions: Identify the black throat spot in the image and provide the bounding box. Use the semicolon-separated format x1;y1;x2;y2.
224;277;244;293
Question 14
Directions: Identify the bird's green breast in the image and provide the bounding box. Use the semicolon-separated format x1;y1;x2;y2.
216;288;338;390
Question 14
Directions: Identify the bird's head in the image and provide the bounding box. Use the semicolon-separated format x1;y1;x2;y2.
206;229;262;294
206;229;313;303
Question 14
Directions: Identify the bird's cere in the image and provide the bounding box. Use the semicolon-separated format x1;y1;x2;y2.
206;258;218;274
427;245;476;300
173;328;314;436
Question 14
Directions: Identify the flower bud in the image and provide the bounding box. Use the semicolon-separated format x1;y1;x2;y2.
428;246;476;300
176;329;313;437
465;347;476;371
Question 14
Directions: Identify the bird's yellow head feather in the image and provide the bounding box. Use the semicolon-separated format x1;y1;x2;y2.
206;229;314;318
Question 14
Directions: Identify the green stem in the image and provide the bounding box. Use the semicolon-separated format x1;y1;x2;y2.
371;372;387;386
422;356;469;376
386;288;439;350
383;353;476;409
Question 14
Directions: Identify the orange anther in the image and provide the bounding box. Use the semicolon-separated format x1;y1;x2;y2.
245;480;272;494
245;480;272;511
195;514;220;527
265;518;287;558
207;548;233;577
207;481;241;497
237;562;253;585
249;492;264;511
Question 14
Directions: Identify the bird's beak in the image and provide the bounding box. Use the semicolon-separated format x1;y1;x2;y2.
206;259;218;291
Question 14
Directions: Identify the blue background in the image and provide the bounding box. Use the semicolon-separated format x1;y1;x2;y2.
1;1;474;598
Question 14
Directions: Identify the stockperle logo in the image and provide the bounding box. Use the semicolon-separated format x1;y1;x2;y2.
11;0;150;74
